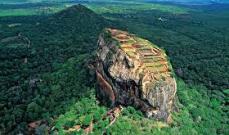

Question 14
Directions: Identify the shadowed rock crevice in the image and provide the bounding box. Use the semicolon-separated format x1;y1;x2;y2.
95;28;177;122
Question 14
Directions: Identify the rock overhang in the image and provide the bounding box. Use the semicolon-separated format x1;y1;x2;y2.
95;28;177;122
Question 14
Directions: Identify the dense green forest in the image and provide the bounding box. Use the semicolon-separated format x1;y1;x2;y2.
0;5;114;134
0;1;228;134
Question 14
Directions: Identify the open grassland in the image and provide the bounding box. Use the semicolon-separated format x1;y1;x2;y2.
0;9;38;16
86;2;190;14
0;3;69;17
0;1;190;17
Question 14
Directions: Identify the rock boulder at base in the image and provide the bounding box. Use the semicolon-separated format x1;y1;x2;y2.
95;28;177;121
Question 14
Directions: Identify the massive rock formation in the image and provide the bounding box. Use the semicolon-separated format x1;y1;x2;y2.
95;28;177;121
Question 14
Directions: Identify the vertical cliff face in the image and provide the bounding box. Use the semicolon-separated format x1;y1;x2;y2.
95;28;177;121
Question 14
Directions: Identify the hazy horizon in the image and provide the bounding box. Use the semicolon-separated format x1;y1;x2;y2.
1;0;229;4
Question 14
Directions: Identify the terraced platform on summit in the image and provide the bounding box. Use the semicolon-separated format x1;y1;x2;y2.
108;28;172;79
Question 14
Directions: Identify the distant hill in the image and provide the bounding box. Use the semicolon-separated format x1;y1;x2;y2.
32;4;112;52
51;4;108;29
46;4;109;34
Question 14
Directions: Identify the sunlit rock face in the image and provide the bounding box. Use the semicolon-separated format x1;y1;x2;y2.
95;28;177;121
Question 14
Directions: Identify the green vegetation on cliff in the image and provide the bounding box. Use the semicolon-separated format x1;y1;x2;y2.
53;80;228;135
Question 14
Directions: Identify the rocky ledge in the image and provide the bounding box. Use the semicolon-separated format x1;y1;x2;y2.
95;28;177;122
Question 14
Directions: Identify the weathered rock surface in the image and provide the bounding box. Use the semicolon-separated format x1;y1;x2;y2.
95;28;177;121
